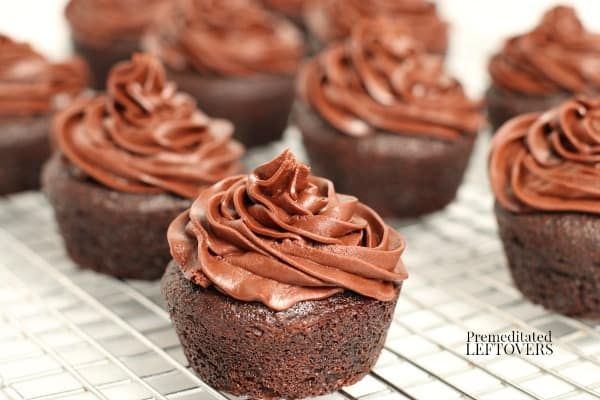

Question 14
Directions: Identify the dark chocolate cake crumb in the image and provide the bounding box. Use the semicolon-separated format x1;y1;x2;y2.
43;155;189;280
162;261;401;399
496;204;600;318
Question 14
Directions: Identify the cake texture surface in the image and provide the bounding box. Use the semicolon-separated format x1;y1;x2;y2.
490;97;600;317
486;6;600;130
296;18;483;218
163;150;408;398
45;53;243;279
0;34;88;195
65;0;170;87
145;0;304;147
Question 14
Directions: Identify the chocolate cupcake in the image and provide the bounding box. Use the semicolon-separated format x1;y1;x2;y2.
0;35;88;195
490;97;600;318
144;0;304;148
163;150;407;398
304;0;448;54
65;0;170;88
486;6;600;132
295;19;483;218
43;53;244;280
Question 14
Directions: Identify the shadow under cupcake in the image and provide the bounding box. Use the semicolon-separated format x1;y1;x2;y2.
144;0;305;149
162;149;408;398
295;18;484;219
43;53;243;280
489;97;600;318
486;6;600;132
0;34;88;196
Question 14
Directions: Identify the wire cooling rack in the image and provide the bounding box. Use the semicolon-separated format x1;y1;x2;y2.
1;131;600;400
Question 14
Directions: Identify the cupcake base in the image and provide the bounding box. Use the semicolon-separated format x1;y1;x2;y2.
42;155;190;280
72;37;138;89
169;70;295;148
0;115;51;195
161;261;400;399
295;101;475;218
485;85;570;133
495;204;600;318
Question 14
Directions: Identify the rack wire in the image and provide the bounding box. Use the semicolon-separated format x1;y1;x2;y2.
1;132;600;400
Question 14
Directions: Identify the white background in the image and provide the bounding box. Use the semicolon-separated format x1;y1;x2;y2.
1;0;600;98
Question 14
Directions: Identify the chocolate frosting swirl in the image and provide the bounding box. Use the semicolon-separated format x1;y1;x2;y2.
54;53;244;198
489;6;600;96
298;18;483;141
0;35;88;117
168;150;408;311
490;97;600;214
305;0;448;54
66;0;170;47
144;0;303;76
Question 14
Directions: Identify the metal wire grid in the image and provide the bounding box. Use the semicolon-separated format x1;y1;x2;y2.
0;136;600;400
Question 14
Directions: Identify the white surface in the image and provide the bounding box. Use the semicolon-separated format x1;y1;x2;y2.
0;0;71;60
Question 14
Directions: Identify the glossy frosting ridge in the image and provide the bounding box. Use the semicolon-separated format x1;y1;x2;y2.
490;97;600;214
305;0;448;54
299;18;482;140
145;0;303;76
168;150;408;311
489;6;600;96
54;53;243;198
0;34;88;117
